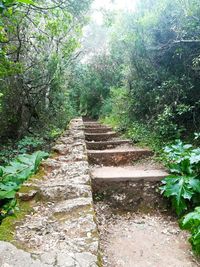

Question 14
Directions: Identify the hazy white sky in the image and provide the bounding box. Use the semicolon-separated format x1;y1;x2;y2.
92;0;138;11
82;0;138;61
91;0;138;24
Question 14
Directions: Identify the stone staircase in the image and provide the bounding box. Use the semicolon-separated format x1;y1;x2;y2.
83;121;168;210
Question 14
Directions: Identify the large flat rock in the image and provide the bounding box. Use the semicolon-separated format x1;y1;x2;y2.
0;241;97;267
0;242;49;267
92;166;168;182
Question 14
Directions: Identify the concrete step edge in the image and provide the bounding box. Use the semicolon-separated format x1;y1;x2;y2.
88;149;152;154
92;175;166;182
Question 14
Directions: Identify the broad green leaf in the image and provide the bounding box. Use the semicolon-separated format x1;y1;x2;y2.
0;182;19;199
0;151;48;202
181;208;200;254
190;154;200;165
33;151;49;172
161;175;195;215
181;207;200;230
189;178;200;193
16;0;34;4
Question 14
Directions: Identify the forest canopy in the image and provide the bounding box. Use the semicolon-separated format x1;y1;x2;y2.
0;0;91;140
69;0;200;147
1;0;200;148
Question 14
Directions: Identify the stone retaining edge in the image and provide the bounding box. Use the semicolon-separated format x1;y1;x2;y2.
0;118;99;267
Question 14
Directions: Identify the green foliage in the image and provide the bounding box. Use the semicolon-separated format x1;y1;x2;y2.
0;0;33;14
180;207;200;255
160;140;200;215
69;54;123;118
0;0;91;140
100;87;130;129
0;136;45;164
72;0;200;143
17;136;44;153
0;151;48;221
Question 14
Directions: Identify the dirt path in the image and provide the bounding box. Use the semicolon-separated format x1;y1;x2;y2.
83;120;200;267
95;203;199;267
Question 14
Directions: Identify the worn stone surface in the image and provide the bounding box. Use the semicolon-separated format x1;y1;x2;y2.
0;242;50;267
91;165;169;211
92;179;169;211
83;120;200;266
92;166;168;182
88;147;153;166
84;127;112;134
0;118;98;267
84;123;101;128
85;132;118;142
16;190;38;201
86;140;131;150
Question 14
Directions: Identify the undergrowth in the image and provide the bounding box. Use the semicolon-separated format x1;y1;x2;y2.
102;116;167;153
0;151;48;222
180;207;200;255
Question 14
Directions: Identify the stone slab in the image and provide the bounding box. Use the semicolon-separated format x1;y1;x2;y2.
85;132;118;142
86;140;131;150
0;242;50;267
91;166;168;182
88;148;153;165
84;127;112;133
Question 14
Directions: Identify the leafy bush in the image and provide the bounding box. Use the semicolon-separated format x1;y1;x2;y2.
180;207;200;255
17;136;44;153
160;140;200;215
155;106;180;139
49;128;63;139
0;151;48;221
0;136;45;165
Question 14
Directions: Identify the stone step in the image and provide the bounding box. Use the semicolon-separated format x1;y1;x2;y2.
87;147;153;165
84;127;112;133
86;140;131;150
84;121;100;126
84;124;103;129
84;120;98;123
85;132;118;142
91;166;168;182
91;165;168;211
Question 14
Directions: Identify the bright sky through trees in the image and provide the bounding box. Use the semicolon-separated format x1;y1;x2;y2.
92;0;138;24
92;0;138;10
